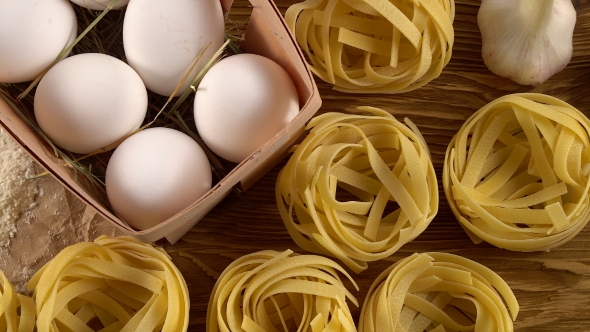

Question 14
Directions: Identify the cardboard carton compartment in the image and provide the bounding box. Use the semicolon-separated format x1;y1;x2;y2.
0;0;321;243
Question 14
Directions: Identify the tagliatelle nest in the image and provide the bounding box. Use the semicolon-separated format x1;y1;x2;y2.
360;252;519;332
444;93;590;251
276;107;438;273
0;270;35;332
206;249;358;332
27;236;189;332
285;0;455;93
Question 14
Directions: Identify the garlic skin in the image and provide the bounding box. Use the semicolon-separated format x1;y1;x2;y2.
478;0;576;86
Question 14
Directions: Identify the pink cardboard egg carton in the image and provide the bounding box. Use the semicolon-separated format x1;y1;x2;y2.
0;0;321;244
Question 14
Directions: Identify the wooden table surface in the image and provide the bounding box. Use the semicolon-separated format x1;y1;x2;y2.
165;0;590;331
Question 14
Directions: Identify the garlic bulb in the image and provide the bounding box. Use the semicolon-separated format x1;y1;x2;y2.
478;0;576;86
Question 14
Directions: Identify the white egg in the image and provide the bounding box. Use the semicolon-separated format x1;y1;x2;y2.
69;0;129;10
194;54;300;163
0;0;77;83
123;0;225;97
106;127;212;230
34;53;148;154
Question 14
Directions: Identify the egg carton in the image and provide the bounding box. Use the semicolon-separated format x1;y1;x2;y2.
0;0;321;244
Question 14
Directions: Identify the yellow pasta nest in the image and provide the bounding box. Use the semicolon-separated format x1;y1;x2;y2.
1;270;35;332
284;0;455;93
276;107;438;273
360;252;519;332
444;93;590;251
206;249;358;332
27;236;189;332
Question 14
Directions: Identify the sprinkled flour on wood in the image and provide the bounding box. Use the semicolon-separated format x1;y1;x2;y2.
0;127;38;247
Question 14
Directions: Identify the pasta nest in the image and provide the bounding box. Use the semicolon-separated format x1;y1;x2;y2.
27;236;189;332
443;93;590;251
359;252;519;332
1;270;35;332
284;0;455;93
206;249;359;332
276;107;438;273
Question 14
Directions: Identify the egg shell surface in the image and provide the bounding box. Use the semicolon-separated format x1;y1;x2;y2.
106;127;212;231
34;53;148;154
123;0;225;97
0;0;77;83
194;53;300;163
69;0;129;10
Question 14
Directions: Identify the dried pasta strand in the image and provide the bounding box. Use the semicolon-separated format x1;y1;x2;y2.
206;250;358;332
359;252;519;332
443;93;590;251
285;0;455;93
276;107;438;272
27;236;189;332
0;270;35;332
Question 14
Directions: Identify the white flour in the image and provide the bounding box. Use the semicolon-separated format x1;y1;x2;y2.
0;127;38;247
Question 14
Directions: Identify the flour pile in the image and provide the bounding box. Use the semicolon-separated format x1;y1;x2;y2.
0;127;38;247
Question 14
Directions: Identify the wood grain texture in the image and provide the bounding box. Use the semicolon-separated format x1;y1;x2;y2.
166;0;590;331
